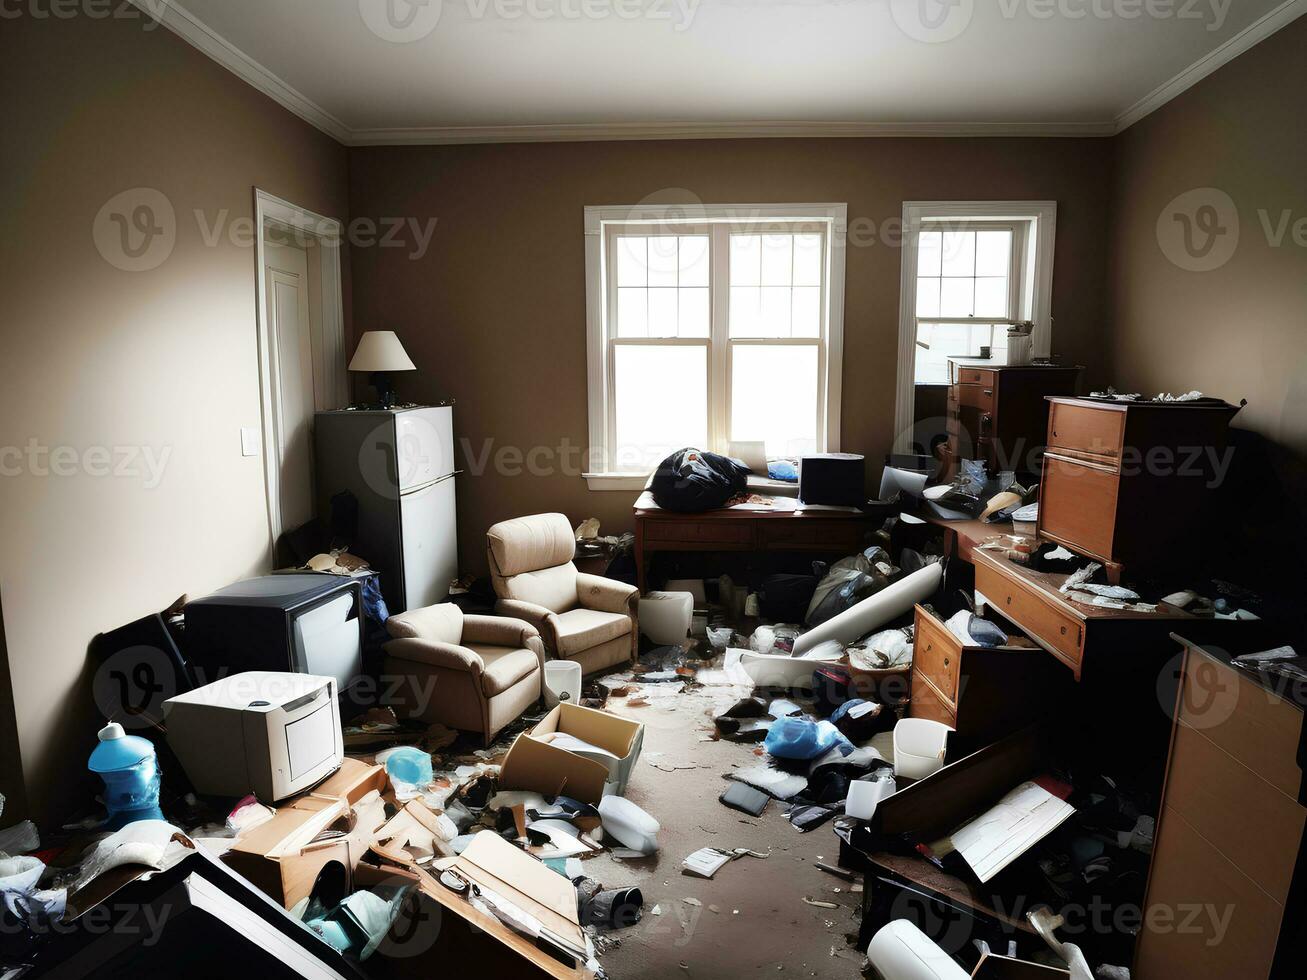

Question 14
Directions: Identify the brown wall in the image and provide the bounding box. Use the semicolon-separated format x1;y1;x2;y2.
0;14;351;822
348;137;1115;575
1108;16;1307;465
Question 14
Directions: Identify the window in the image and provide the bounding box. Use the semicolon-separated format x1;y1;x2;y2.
894;202;1056;452
585;204;846;486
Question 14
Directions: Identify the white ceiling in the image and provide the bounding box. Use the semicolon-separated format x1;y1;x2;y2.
153;0;1304;143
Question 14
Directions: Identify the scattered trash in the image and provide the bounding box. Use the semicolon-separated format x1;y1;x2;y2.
803;896;840;910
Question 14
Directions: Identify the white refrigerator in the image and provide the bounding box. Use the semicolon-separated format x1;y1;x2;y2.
314;405;458;613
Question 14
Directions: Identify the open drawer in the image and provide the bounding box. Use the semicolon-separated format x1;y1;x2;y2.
910;602;1074;748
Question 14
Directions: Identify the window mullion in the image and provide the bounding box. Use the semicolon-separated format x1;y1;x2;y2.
709;226;730;453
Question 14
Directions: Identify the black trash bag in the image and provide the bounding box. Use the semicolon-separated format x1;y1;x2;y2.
760;573;819;623
806;546;899;626
650;448;750;513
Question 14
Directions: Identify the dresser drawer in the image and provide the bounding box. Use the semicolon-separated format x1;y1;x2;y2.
909;668;956;729
1039;453;1120;561
766;519;865;551
1177;651;1305;800
912;606;962;706
1047;401;1125;459
975;559;1084;675
954;367;995;386
1164;722;1305;900
956;383;995;412
643;520;753;546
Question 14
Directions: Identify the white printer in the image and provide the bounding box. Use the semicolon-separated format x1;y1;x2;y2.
164;671;342;802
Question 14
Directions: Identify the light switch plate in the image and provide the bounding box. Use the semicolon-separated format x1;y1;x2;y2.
240;426;260;457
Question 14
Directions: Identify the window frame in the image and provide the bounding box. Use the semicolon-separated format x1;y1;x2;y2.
893;201;1057;454
584;203;847;489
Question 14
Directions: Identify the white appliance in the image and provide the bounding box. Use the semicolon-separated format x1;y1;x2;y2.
164;672;342;802
314;405;458;613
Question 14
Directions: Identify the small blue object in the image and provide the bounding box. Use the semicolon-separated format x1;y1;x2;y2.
764;717;852;760
383;746;433;786
768;459;799;482
87;722;164;829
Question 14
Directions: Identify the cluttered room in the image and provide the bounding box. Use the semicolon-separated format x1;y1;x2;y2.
2;4;1306;979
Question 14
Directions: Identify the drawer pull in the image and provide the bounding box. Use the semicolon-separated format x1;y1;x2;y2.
983;389;993;396
1006;596;1012;605
1060;626;1067;636
943;657;950;667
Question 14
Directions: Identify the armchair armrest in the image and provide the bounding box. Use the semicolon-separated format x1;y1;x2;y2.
383;636;484;676
462;615;546;667
495;599;562;658
575;573;639;615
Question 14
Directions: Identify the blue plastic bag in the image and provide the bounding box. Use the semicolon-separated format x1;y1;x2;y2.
764;717;852;760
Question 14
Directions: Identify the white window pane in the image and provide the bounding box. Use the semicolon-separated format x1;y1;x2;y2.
917;231;943;277
679;287;710;337
760;234;793;286
940;278;974;317
941;231;976;277
647;288;678;337
730;235;761;285
760;286;791;337
793;234;822;286
792;286;821;338
614;345;707;470
731;344;819;458
914;347;949;385
975;231;1012;277
679;235;709;287
916;278;941;318
647;236;678;287
973;277;1009;318
730;286;761;336
616;287;647;337
616;236;646;287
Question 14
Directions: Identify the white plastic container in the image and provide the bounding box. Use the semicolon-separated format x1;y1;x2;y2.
597;795;660;854
543;660;583;709
846;769;897;821
893;718;952;780
638;592;694;645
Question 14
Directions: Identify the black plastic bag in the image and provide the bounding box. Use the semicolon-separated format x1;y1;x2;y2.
650;448;750;513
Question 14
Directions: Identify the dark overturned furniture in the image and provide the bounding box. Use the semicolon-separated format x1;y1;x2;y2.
1036;396;1242;579
631;490;878;593
944;361;1082;479
1134;635;1306;980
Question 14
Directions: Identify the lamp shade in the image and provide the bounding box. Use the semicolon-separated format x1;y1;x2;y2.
348;331;416;373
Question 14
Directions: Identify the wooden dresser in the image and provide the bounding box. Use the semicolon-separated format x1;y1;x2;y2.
1037;397;1241;575
944;361;1081;478
1135;636;1306;980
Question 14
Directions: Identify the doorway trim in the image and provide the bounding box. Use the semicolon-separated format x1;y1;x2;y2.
253;188;346;556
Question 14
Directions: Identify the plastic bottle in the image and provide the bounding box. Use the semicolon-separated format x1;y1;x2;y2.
87;722;164;829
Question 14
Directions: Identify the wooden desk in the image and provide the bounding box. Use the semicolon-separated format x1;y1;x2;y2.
631;491;878;592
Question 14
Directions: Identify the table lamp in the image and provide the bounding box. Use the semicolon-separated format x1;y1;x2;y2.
348;330;415;409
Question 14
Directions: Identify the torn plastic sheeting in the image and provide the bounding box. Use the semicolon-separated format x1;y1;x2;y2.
0;855;66;923
723;766;810;801
791;563;943;657
764;718;853;761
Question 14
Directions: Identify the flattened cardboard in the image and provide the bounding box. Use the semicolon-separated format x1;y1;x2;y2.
371;800;453;866
500;703;644;804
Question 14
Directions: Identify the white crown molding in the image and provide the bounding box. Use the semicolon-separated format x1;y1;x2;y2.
140;0;1303;148
128;0;351;142
1113;0;1307;134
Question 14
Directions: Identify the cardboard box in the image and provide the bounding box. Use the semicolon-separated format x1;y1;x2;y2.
499;703;644;805
361;832;590;980
224;757;388;908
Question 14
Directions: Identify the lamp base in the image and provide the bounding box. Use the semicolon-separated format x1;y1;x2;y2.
369;371;396;410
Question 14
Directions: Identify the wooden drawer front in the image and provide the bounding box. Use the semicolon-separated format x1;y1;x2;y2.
975;561;1083;675
1165;722;1306;900
643;521;753;546
1039;454;1119;561
1135;805;1283;980
956;383;995;412
910;669;956;728
912;607;961;705
1178;652;1305;800
955;367;994;386
1047;401;1124;459
765;520;863;551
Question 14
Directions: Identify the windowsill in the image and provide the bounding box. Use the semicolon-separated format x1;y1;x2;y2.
582;472;651;492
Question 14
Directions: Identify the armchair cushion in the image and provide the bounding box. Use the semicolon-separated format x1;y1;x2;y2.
487;513;575;577
496;598;563;656
575;573;638;615
471;645;541;695
501;562;579;614
555;608;631;657
385;603;463;644
382;636;481;675
461;614;542;654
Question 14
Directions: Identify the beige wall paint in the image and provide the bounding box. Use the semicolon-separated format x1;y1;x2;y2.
0;14;351;821
1108;17;1307;460
348;137;1115;576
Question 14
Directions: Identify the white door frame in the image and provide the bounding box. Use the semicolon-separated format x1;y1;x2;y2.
253;188;347;555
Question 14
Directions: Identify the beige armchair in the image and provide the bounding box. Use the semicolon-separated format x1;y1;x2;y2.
382;603;544;744
486;513;638;675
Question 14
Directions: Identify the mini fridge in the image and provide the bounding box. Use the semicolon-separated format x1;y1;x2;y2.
314;405;458;613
